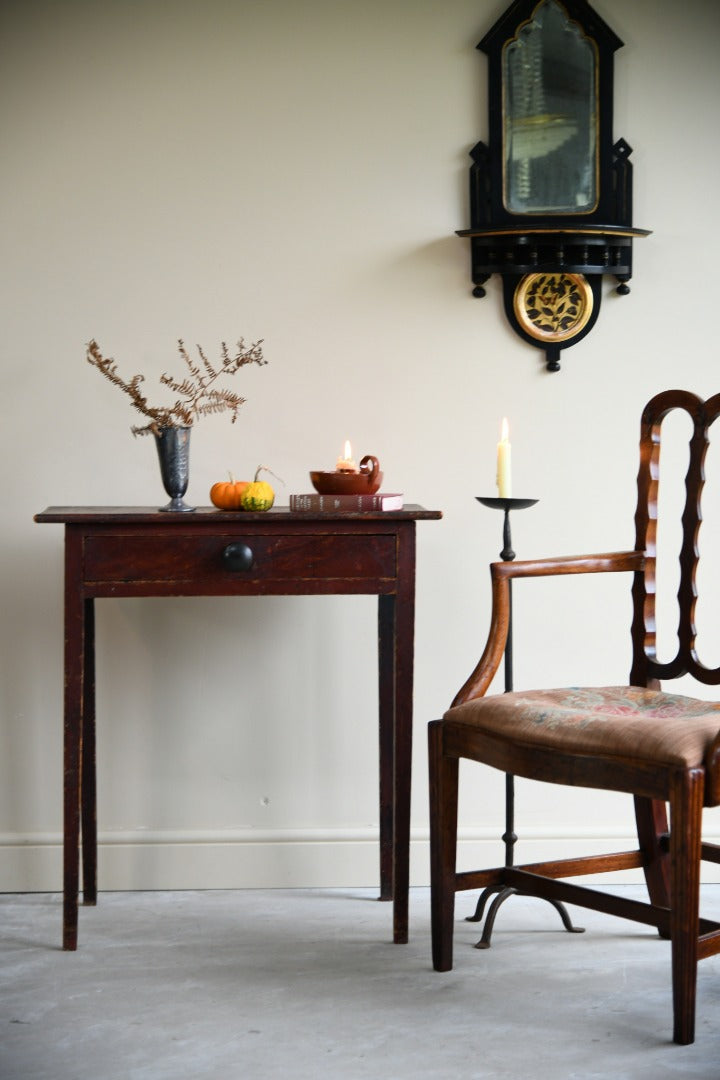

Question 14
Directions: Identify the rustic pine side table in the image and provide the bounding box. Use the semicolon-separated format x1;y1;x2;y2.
35;505;441;949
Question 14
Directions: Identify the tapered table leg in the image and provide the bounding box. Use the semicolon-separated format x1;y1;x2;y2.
378;523;417;944
62;531;84;950
391;524;416;944
81;598;97;906
377;595;395;904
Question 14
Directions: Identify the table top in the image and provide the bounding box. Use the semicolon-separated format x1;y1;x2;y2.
35;505;442;525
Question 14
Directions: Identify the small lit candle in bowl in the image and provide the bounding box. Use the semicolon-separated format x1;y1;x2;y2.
496;418;512;497
335;440;360;473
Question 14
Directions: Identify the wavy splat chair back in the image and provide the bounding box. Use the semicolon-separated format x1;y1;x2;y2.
630;389;720;691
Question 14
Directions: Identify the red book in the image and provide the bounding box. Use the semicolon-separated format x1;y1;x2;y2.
289;493;404;511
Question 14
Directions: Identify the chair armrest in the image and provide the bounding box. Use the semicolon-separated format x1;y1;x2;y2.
493;550;645;581
451;550;645;708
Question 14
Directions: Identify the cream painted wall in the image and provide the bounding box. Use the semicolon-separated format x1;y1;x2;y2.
2;0;720;892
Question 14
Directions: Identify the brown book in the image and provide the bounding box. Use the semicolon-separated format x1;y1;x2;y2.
289;493;404;511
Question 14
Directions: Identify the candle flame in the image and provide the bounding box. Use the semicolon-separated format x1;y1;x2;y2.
343;439;352;460
500;417;509;443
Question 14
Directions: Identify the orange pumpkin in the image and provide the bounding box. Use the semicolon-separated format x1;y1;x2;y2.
210;473;250;510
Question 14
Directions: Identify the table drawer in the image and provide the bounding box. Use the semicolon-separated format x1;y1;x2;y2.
83;531;397;584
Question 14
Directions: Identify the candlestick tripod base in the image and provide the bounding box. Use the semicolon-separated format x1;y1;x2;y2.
467;495;585;947
467;886;584;949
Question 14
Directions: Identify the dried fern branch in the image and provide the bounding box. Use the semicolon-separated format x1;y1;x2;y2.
86;337;266;436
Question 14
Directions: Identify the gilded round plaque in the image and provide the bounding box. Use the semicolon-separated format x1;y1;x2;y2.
513;273;593;344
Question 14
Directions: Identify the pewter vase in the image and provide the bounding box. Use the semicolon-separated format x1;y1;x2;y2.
154;425;195;512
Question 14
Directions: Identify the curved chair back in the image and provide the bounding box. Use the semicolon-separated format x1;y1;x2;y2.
631;390;720;688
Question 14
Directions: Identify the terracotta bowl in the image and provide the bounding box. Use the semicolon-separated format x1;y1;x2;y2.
310;455;383;495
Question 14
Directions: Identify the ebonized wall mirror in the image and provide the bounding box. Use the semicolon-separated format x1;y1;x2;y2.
458;0;650;371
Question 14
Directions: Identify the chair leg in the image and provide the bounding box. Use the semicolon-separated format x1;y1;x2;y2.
428;720;459;972
634;795;671;937
669;769;704;1046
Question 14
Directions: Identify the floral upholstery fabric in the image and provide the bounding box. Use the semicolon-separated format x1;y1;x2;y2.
444;686;720;768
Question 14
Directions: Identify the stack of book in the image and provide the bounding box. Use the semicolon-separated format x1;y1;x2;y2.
289;493;404;511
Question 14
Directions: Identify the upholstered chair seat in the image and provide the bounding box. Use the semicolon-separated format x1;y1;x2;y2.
444;686;720;774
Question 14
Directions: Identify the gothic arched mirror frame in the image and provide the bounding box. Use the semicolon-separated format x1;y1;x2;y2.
457;0;650;371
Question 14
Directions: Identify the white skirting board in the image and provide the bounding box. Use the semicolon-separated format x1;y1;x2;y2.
3;826;720;891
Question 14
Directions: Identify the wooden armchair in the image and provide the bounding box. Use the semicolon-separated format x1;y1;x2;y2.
428;389;720;1045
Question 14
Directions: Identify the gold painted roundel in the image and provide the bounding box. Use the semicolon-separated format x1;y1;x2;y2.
513;273;593;344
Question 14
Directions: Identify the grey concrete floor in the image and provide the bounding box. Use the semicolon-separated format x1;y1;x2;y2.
2;887;720;1080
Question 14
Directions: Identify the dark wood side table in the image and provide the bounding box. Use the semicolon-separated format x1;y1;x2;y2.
34;505;441;949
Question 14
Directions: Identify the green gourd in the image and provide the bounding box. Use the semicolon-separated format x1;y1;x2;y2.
240;466;275;511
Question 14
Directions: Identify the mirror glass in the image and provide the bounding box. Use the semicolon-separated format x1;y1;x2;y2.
503;0;597;214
